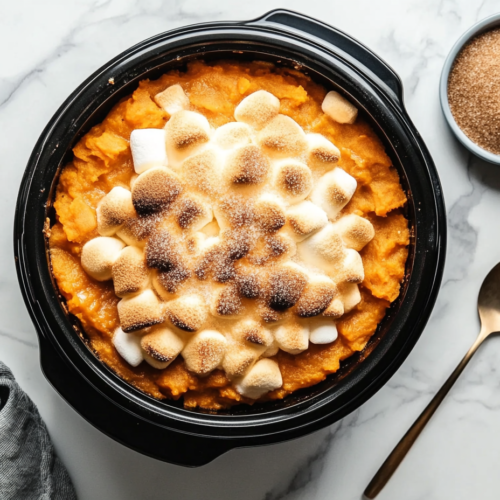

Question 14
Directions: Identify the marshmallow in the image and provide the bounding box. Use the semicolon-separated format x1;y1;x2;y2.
295;274;338;318
306;133;341;170
165;294;208;332
337;248;364;284
200;219;220;238
213;122;252;149
322;90;358;125
297;223;345;272
308;317;338;344
154;84;190;116
182;330;227;376
234;90;280;130
221;339;261;378
140;327;184;367
81;236;125;281
247;232;296;266
152;266;190;298
235;358;283;399
286;201;328;241
339;283;361;313
96;187;136;236
143;352;171;370
117;289;163;332
330;214;374;251
145;228;182;271
266;263;308;311
213;194;254;230
194;243;236;284
272;159;313;203
115;214;158;248
222;228;253;261
130;129;168;174
112;246;149;297
174;195;213;231
253;193;286;233
274;320;309;354
210;284;244;319
322;298;344;318
112;327;144;367
261;341;279;358
131;166;183;215
225;145;270;185
258;114;307;158
234;270;262;299
232;319;273;348
165;110;211;167
181;149;221;196
309;168;357;219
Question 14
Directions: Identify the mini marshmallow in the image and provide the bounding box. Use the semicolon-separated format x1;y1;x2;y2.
258;114;307;158
182;330;227;376
143;352;171;370
322;90;358;125
261;341;279;358
210;284;244;319
253;193;286;233
339;283;361;313
272;159;313;203
165;294;208;332
213;122;252;149
330;214;375;251
151;266;190;299
165;110;211;167
115;214;158;248
295;274;338;318
306;133;341;170
154;84;190;116
181;149;221;196
322;298;344;318
97;187;136;236
266;263;308;311
235;358;283;399
222;339;262;378
247;232;296;266
234;90;280;130
231;319;274;348
338;248;364;284
130;129;168;174
213;194;254;231
286;201;328;241
131;166;183;215
81;236;125;281
274;320;309;354
112;246;149;297
309;168;357;219
174;195;213;231
225;145;270;185
117;289;163;332
140;327;184;367
308;317;338;344
112;327;144;367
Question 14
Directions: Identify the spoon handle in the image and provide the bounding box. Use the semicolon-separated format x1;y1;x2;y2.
364;334;485;499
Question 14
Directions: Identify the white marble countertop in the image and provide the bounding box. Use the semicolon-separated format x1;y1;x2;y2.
2;1;500;498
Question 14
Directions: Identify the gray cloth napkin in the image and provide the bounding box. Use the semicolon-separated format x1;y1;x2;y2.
0;362;77;500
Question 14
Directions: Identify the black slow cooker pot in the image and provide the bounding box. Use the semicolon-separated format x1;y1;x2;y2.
14;9;446;466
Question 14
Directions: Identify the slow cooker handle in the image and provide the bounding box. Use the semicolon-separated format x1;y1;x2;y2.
249;9;404;103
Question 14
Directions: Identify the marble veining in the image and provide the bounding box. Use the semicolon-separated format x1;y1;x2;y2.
3;1;500;499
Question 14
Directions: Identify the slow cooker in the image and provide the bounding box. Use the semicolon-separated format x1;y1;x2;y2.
14;9;446;466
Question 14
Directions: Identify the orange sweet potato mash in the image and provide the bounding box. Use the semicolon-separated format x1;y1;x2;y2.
49;60;409;409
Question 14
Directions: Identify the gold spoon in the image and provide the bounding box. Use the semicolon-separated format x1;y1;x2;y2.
364;262;500;499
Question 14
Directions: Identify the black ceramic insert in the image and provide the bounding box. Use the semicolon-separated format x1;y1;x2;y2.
14;10;446;466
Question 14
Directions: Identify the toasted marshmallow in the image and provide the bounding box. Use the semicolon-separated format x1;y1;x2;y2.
143;352;171;370
322;298;344;318
234;90;280;130
330;214;374;251
306;133;341;170
112;327;144;367
295;274;337;317
258;114;307;158
235;269;262;299
81;237;125;281
146;228;182;271
140;327;184;367
235;358;282;399
225;145;270;185
200;219;220;238
97;187;136;236
232;319;274;348
297;223;345;272
154;84;190;116
322;90;358;125
165;294;208;332
165;110;211;167
309;168;357;219
130;129;168;174
182;330;227;375
274;320;309;354
210;284;244;319
115;214;158;248
272;159;313;203
253;193;286;233
180;149;221;196
152;266;190;298
339;283;361;313
213;122;252;149
261;341;279;358
213;194;254;231
266;263;308;311
338;248;364;284
112;246;149;297
222;339;261;378
286;201;328;241
308;317;338;344
248;232;296;266
118;289;163;332
174;195;213;231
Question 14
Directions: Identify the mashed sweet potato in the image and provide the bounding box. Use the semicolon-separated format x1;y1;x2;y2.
49;60;409;409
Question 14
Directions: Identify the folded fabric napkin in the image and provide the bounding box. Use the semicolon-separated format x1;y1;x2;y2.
0;362;77;499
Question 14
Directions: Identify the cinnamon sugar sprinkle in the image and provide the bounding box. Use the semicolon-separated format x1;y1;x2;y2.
448;28;500;155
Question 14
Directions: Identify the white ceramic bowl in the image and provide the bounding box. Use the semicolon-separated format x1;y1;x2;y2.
440;13;500;165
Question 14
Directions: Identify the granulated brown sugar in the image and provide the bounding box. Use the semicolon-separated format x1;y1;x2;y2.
448;28;500;155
